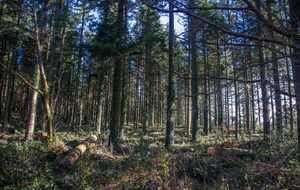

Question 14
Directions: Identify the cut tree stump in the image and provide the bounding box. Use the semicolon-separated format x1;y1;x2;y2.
59;135;97;166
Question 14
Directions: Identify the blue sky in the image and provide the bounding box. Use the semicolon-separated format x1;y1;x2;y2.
160;13;185;34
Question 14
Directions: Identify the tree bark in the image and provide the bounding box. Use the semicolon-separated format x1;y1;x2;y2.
25;58;40;141
109;0;125;148
95;64;105;134
190;0;198;142
289;0;300;149
32;0;53;140
256;0;270;142
217;38;223;131
203;30;208;136
120;2;128;138
165;0;175;150
2;11;20;131
266;1;283;137
59;135;97;166
72;5;85;130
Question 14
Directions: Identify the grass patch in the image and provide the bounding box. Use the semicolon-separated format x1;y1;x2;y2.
0;124;299;189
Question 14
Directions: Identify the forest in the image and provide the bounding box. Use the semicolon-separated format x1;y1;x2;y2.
0;0;300;189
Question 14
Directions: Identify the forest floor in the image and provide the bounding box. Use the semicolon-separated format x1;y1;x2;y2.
0;122;300;189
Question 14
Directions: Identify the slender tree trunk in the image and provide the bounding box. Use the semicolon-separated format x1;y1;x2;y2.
190;0;198;141
104;73;110;130
120;2;128;138
126;64;131;125
224;44;230;131
165;0;175;149
85;66;91;124
72;6;85;130
32;0;53;140
286;47;293;136
227;0;239;138
203;30;208;136
0;40;8;118
217;38;223;130
250;61;256;133
177;79;182;126
2;55;14;131
2;13;20;131
226;68;230;131
256;0;270;142
95;63;105;134
245;71;250;134
186;6;191;135
289;0;300;149
119;57;127;138
134;60;139;129
53;0;69;118
143;44;149;135
256;82;261;126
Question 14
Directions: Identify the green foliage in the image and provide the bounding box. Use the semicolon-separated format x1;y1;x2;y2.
1;123;299;189
86;20;143;60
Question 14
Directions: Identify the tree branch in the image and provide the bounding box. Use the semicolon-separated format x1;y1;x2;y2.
155;0;300;50
0;62;43;95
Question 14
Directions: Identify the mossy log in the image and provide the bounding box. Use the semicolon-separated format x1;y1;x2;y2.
59;135;97;166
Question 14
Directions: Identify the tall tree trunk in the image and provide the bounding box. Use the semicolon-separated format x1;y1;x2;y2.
233;49;239;138
0;40;8;118
289;0;300;149
109;0;124;148
203;30;208;136
120;2;128;138
134;60;140;129
245;71;250;134
177;79;182;126
95;63;105;134
72;5;85;130
126;64;131;125
256;0;270;142
25;57;40;141
105;68;112;130
32;0;54;140
227;0;239;138
186;5;191;135
165;0;175;149
119;57;127;138
2;12;20;131
217;38;223;130
266;1;283;137
53;0;69;118
250;57;256;133
190;0;198;142
143;43;150;134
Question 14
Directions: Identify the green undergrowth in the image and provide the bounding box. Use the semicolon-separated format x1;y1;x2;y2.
0;124;299;189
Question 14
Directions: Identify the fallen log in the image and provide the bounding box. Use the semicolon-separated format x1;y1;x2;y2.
34;132;47;141
59;135;97;166
148;137;166;144
223;141;236;148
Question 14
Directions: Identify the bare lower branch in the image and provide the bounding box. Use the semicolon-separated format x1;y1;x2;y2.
0;62;43;95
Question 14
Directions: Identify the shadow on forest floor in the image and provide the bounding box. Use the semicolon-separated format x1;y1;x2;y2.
0;123;300;189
